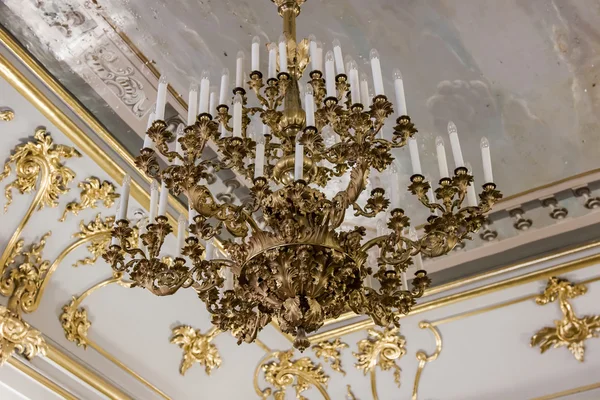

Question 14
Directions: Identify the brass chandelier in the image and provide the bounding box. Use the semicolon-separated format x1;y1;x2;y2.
104;0;502;350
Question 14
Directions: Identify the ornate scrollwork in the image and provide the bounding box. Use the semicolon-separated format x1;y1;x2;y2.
311;338;348;375
0;306;46;365
0;128;80;212
60;298;91;348
530;277;600;362
255;350;330;399
354;327;406;399
170;326;221;376
60;177;119;222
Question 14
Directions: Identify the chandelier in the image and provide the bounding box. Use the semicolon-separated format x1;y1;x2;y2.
104;0;502;350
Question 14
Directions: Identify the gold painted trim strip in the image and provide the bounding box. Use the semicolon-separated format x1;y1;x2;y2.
531;381;600;400
0;26;185;228
45;342;132;400
8;357;78;400
301;253;600;343
412;322;442;400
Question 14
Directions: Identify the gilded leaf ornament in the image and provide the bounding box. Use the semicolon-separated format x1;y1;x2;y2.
354;327;406;399
311;338;349;375
60;298;91;349
0;128;80;212
530;277;600;362
0;108;14;121
256;350;330;400
71;214;119;267
346;385;359;400
170;326;222;376
59;177;119;222
0;305;46;365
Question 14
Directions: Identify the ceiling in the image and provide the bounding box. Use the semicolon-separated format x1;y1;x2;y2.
1;0;600;229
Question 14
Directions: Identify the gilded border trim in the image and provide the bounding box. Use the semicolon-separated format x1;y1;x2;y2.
8;356;78;400
531;381;600;400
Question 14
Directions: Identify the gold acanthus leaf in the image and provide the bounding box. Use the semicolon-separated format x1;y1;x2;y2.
60;177;119;222
260;350;329;399
530;277;600;362
170;326;221;376
0;306;47;365
0;128;81;212
60;298;91;349
354;327;406;387
71;214;117;267
311;338;349;375
0;232;52;314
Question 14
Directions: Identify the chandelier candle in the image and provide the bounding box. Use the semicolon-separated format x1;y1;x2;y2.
360;73;370;106
481;137;493;183
209;91;217;117
279;35;288;73
235;51;244;88
155;75;168;120
149;180;159;222
252;36;261;71
187;83;199;125
408;137;422;175
143;107;156;149
177;214;187;257
370;49;385;96
117;174;131;221
393;69;407;116
199;71;210;114
219;68;229;105
105;0;502;352
447;121;465;168
466;162;479;207
436;136;450;178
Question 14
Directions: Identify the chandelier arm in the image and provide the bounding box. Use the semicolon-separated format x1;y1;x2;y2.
329;158;369;229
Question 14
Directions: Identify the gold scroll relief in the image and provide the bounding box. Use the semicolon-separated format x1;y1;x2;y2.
59;177;119;222
170;326;222;376
531;276;600;362
311;338;348;375
0;108;14;121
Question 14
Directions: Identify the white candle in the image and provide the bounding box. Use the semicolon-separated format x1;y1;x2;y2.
199;70;210;114
255;137;265;178
149;180;159;222
233;94;243;137
370;49;384;96
408;137;422;175
268;43;277;79
205;241;214;261
176;213;187;257
305;84;315;126
325;51;336;98
436;136;450;178
426;187;439;216
465;162;478;207
389;163;400;209
155;75;168;121
219;68;229;105
189;206;198;228
401;272;408;291
481;137;493;183
393;68;407;116
209;90;217;117
223;268;234;291
117;174;131;221
360;73;370;106
348;59;360;105
315;41;323;72
278;35;288;74
294;135;304;181
143;107;156;149
187;83;199;126
332;39;345;75
309;34;318;71
409;227;424;271
111;202;120;246
175;124;184;165
158;180;168;216
447;121;465;168
235;51;244;88
251;36;260;71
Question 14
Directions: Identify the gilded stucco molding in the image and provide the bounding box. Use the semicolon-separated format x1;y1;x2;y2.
354;327;406;400
346;385;358;400
412;321;442;400
530;277;600;362
170;326;222;376
0;128;80;271
70;213;120;267
0;108;14;121
59;177;119;222
0;233;52;364
311;338;348;375
254;349;330;399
